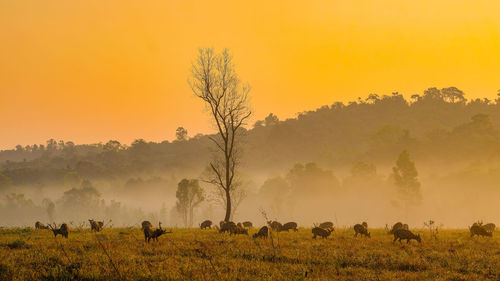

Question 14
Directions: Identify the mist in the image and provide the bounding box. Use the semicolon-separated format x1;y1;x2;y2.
1;89;500;229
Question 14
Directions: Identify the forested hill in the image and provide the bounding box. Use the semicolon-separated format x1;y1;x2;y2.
1;87;500;188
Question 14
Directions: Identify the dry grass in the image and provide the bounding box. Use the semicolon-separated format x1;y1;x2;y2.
0;227;499;280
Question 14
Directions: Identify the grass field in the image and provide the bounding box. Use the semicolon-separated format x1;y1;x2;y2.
0;226;499;281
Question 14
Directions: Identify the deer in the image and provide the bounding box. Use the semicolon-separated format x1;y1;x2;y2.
482;223;496;233
48;223;69;238
143;222;172;243
393;229;421;244
242;221;253;228
219;221;236;233
354;223;371;238
267;221;283;232
252;226;269;239
89;219;104;232
469;223;493;238
230;225;248;236
141;221;153;230
388;222;407;234
35;221;49;230
281;222;298;232
200;220;212;229
312;227;333;239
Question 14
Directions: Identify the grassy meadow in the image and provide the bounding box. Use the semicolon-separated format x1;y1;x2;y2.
0;226;499;281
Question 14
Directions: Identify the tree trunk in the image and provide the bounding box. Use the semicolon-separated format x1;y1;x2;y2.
224;188;231;222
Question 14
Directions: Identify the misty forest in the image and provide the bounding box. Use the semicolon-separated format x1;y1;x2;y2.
2;84;500;229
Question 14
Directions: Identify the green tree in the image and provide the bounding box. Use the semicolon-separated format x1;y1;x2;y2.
391;150;422;208
176;179;204;227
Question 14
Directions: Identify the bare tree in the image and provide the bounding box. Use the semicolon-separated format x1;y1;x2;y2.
189;48;251;222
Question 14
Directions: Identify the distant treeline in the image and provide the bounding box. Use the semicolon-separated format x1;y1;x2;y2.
2;87;500;185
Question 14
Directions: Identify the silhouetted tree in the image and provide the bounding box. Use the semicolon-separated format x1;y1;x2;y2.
189;48;251;222
264;113;279;127
176;179;204;227
103;140;122;152
442;87;466;104
176;127;188;141
366;93;380;104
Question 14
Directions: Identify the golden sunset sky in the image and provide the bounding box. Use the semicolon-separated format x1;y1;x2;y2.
1;0;499;149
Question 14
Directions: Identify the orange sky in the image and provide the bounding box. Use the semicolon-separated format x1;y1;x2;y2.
1;0;499;149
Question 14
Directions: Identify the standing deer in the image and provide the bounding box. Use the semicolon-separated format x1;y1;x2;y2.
143;222;172;243
48;223;69;238
89;219;104;232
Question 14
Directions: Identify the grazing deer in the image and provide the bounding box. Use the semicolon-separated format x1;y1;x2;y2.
230;225;248;236
312;227;333;239
469;223;493;238
242;221;253;228
354;224;371;238
393;229;421;244
267;221;283;232
143;222;172;243
35;221;49;230
200;220;212;229
219;221;236;233
281;222;298;232
253;226;269;239
48;223;69;238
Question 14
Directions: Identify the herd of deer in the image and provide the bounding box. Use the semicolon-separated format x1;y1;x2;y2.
32;219;496;245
